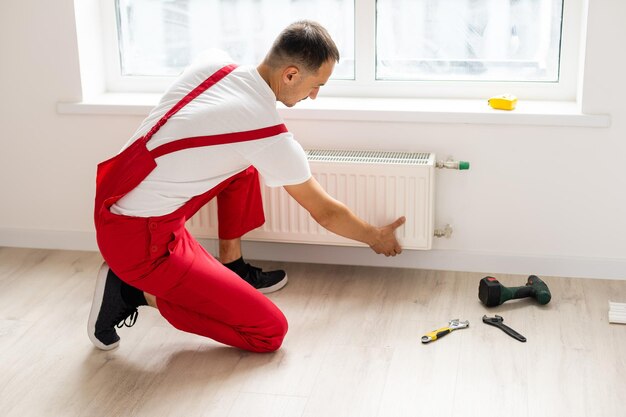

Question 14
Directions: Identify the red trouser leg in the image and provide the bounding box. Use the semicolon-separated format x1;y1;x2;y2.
216;166;265;239
153;229;288;353
98;167;286;352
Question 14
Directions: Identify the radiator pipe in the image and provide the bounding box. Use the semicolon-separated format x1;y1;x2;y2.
434;224;453;238
436;159;470;170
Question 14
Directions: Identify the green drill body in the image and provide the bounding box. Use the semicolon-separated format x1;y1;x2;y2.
479;275;551;307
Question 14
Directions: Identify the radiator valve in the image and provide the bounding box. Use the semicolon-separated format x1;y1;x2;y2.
436;159;470;170
434;224;453;238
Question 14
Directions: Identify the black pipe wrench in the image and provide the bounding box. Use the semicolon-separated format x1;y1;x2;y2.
482;315;526;342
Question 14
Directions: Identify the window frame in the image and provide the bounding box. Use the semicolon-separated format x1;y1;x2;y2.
101;0;583;101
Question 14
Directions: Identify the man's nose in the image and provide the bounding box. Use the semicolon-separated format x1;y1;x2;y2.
309;87;320;100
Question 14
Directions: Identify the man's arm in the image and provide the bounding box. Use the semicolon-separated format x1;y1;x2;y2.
284;177;406;257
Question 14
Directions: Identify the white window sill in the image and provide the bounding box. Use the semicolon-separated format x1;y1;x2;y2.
57;94;611;128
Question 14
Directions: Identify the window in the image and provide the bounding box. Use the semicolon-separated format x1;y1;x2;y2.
377;0;563;82
104;0;579;100
115;0;354;79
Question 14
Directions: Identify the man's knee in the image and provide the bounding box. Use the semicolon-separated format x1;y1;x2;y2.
246;313;288;353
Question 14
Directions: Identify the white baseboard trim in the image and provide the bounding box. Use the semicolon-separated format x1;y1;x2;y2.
1;228;624;280
0;228;99;252
223;240;626;281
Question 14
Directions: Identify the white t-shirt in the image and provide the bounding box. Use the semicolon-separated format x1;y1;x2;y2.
110;51;311;217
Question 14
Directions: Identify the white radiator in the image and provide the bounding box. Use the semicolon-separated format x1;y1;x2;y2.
187;150;435;250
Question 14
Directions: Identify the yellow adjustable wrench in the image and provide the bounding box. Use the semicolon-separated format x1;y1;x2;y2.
421;319;469;343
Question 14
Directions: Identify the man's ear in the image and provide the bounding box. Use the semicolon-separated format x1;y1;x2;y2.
282;66;300;84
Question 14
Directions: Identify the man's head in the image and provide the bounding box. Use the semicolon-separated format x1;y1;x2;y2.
260;21;340;107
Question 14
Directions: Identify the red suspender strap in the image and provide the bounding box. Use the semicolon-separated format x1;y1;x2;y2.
143;64;239;143
150;124;289;159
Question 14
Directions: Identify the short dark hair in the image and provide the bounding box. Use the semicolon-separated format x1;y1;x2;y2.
265;20;340;73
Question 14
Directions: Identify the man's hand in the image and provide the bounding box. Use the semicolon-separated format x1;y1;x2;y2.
368;217;406;257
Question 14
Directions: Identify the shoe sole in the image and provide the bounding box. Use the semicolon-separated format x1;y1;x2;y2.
87;263;120;351
258;274;288;294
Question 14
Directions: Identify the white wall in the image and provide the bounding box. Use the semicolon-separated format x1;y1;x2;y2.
0;0;624;279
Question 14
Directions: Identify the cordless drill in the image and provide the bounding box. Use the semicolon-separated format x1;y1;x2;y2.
478;275;551;307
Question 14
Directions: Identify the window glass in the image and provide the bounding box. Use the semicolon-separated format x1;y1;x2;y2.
116;0;355;79
376;0;564;82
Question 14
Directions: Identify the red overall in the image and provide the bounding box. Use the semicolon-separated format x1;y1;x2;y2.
94;65;289;353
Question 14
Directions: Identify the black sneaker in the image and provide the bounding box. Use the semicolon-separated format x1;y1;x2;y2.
242;263;288;294
87;263;138;350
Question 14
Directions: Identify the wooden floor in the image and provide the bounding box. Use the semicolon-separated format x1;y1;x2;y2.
0;247;624;417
